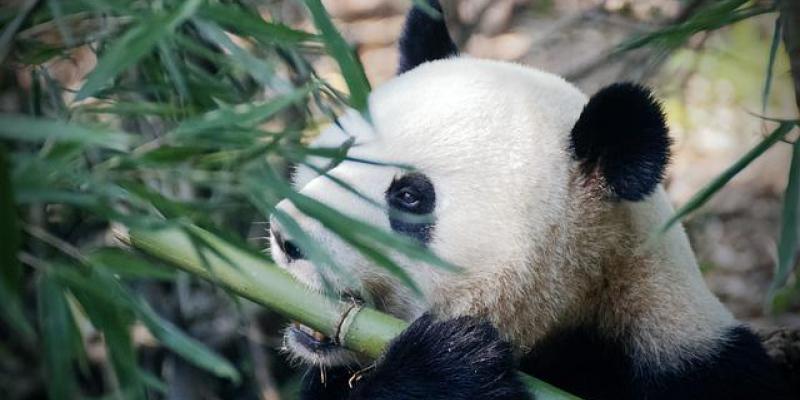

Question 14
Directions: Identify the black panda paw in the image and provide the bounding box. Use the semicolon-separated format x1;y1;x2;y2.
349;313;531;400
300;365;355;400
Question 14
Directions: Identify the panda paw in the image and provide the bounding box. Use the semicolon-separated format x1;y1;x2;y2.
300;365;355;400
349;313;531;400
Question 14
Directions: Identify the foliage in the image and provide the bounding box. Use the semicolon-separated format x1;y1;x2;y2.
0;0;440;398
621;0;800;310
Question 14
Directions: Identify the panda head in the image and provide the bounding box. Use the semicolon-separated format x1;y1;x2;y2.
271;0;670;367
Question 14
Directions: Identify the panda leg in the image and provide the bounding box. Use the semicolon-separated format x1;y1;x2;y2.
347;313;531;400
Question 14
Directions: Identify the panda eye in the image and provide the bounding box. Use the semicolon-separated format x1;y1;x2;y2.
396;188;420;208
385;173;435;215
385;172;436;244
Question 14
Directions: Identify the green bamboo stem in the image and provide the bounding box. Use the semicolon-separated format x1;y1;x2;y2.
123;225;579;400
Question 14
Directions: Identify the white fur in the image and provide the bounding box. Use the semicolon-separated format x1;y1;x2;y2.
270;57;734;371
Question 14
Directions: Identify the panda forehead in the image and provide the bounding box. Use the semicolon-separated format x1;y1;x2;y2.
337;59;587;170
369;58;586;148
299;58;586;190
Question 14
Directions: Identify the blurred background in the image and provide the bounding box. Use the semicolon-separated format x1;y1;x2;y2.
1;0;798;399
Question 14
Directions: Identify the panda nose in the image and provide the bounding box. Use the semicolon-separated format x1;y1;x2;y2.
270;226;305;262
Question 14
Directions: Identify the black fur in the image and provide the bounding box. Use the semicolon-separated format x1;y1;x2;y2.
570;83;671;201
397;0;458;74
386;173;436;244
300;366;354;400
520;325;794;400
349;314;529;400
300;314;530;400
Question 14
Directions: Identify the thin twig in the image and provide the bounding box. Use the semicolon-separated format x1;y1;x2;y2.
565;0;710;82
23;224;87;263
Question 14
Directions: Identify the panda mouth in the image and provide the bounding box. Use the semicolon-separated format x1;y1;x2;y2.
284;291;366;366
286;320;359;366
289;322;335;350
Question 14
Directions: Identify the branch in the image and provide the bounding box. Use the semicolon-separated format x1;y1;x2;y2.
120;225;579;400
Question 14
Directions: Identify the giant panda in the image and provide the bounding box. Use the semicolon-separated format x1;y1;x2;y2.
267;1;793;399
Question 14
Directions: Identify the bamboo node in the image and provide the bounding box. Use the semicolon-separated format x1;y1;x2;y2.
335;302;363;347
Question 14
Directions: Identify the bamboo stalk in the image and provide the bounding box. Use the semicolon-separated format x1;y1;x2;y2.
122;225;579;400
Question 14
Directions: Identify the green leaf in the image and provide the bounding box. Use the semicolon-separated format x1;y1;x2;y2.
157;41;190;102
303;0;371;112
0;144;34;338
197;3;316;45
618;0;774;52
37;273;78;400
762;17;782;114
88;248;176;280
75;0;203;100
768;135;800;308
138;369;168;394
169;84;312;137
135;145;208;164
136;295;242;383
0;115;133;150
55;266;145;400
517;372;582;400
75;101;188;116
56;262;241;383
191;19;281;88
661;122;796;232
243;177;359;296
410;0;442;18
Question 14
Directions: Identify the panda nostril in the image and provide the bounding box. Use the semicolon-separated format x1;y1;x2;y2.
271;227;305;262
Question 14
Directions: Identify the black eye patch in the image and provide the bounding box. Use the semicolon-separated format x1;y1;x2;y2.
385;173;436;244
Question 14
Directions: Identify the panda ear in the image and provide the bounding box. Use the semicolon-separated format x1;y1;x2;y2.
570;83;671;201
397;0;458;74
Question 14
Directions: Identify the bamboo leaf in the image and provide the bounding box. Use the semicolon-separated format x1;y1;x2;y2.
197;3;316;45
618;0;774;52
410;0;442;18
768;135;800;308
59;267;145;400
37;273;78;400
135;298;242;383
75;0;203;100
762;17;783;114
157;41;190;101
88;248;176;280
0;115;133;150
191;19;281;88
242;177;359;295
57;263;241;383
138;369;169;394
303;0;371;112
0;144;34;338
662;122;796;232
169;84;312;137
